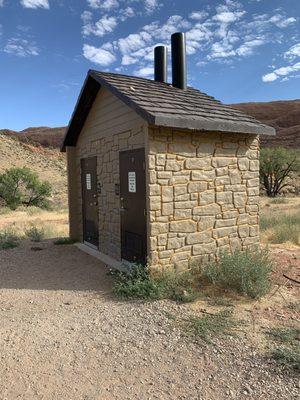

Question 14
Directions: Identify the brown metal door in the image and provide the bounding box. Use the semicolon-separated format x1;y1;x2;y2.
81;157;99;248
119;148;147;265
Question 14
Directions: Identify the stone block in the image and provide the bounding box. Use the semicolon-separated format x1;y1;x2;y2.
193;204;221;216
156;154;166;166
149;184;160;196
165;160;182;171
238;158;249;171
196;142;215;157
185;157;211;169
174;209;192;219
188;182;207;193
215;218;236;228
247;178;259;187
213;226;237;238
249;160;259;171
162;202;174;216
199;190;215;205
192;170;215;180
249;225;259;237
149;196;161;211
149;141;167;154
238;225;250;238
157;234;167;246
167;237;185;250
187;230;212;245
174;200;197;209
169;142;196;157
212;157;236;168
170;220;197;233
216;192;233;205
162;186;173;202
199;216;215;230
192;242;216;255
150;223;169;236
233;192;247;208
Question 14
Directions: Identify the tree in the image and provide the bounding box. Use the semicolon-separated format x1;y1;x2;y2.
0;167;52;210
260;147;300;197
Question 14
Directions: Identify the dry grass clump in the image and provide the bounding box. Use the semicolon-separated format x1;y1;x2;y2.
260;197;300;246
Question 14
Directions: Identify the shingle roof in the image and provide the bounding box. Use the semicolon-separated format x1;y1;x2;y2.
62;69;275;150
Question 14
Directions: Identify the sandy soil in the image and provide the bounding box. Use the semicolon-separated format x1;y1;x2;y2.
0;240;299;400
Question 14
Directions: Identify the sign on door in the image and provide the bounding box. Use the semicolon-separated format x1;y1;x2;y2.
128;172;136;193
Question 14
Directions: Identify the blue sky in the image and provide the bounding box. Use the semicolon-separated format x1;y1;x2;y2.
0;0;299;130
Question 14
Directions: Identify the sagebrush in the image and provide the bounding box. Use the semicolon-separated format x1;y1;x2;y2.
0;229;20;250
112;264;198;302
202;250;273;298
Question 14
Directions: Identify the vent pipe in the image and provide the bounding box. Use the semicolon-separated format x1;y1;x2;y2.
154;46;168;83
171;32;187;90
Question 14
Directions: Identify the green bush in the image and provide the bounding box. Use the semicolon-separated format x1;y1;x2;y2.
0;228;20;250
54;237;75;245
112;264;197;302
25;226;45;242
0;167;52;210
202;250;273;299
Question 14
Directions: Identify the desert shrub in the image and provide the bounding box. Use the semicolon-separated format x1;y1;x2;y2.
0;228;20;250
260;147;300;197
267;327;300;370
25;226;45;242
0;167;52;210
202;250;273;299
112;264;198;302
184;309;238;343
54;237;75;245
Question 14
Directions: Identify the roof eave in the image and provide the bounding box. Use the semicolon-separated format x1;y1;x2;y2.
153;115;276;136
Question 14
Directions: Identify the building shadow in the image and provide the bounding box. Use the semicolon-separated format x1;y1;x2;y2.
0;240;114;293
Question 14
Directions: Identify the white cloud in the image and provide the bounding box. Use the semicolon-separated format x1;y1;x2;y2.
236;38;265;56
269;14;296;28
4;38;39;57
144;0;159;14
20;0;49;9
189;11;208;21
118;32;152;54
134;66;153;78
83;44;116;66
120;7;135;21
284;43;300;60
87;0;119;10
0;1;4;7
82;13;117;37
262;62;300;82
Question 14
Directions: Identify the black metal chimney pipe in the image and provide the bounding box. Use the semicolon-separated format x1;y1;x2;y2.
154;46;168;83
171;32;187;90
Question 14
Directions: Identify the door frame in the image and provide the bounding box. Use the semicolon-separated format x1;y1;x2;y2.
119;148;147;265
81;156;99;249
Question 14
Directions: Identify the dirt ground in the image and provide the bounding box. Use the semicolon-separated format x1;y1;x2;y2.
0;240;299;400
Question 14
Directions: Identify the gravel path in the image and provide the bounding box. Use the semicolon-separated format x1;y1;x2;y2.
0;241;298;400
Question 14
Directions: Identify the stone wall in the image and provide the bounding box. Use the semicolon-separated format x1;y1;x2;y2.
147;127;260;270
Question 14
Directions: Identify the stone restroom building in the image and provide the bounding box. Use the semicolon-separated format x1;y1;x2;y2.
62;33;274;270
